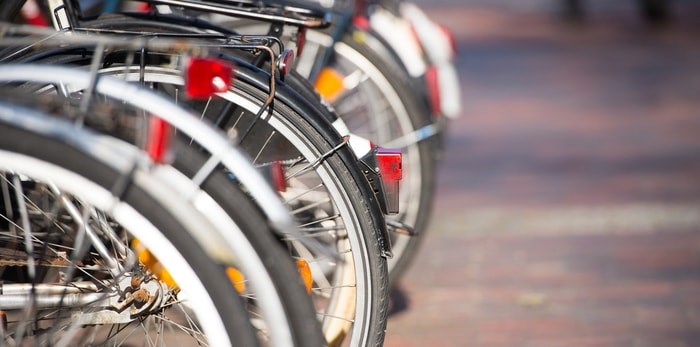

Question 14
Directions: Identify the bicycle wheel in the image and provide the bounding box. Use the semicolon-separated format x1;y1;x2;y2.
301;29;438;285
0;98;258;346
0;81;324;347
172;138;326;347
4;40;390;345
139;63;389;347
225;17;439;284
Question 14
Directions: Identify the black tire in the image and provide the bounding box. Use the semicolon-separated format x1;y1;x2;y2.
0;87;325;346
0;98;258;346
223;16;439;287
172;139;326;347
6;17;390;345
229;76;389;347
307;29;438;286
144;65;390;347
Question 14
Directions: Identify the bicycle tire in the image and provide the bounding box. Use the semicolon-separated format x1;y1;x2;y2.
72;14;390;345
304;29;438;285
0;98;258;346
6;30;390;345
0;84;323;347
140;64;390;347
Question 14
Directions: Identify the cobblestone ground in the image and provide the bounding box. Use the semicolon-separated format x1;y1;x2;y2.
384;2;700;346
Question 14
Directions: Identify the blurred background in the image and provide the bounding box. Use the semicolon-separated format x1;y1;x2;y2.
384;0;700;346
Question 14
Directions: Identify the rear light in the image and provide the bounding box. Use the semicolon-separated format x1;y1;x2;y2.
278;49;295;80
376;147;402;214
376;147;402;181
424;66;442;116
358;145;402;215
146;116;172;164
185;57;232;99
295;26;307;57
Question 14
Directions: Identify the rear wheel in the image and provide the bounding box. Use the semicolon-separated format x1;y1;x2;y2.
0;84;323;347
0;100;257;346
302;30;438;285
135;66;389;347
190;71;389;347
8;17;391;344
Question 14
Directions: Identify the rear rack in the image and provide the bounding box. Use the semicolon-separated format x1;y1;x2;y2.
144;0;332;28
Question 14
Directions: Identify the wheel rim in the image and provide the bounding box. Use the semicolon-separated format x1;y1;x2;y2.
90;66;377;346
0;150;234;346
303;31;427;274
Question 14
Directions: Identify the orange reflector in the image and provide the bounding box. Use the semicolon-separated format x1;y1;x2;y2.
226;267;246;294
296;259;313;294
314;68;345;102
132;239;177;288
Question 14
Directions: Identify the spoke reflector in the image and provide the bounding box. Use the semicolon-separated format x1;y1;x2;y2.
226;267;246;294
272;160;287;192
315;68;345;102
147;116;172;164
132;239;177;288
296;259;313;294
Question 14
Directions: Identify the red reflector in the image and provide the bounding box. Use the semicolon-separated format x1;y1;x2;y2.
296;26;307;57
272;160;286;193
408;23;424;55
438;24;458;57
21;0;48;27
278;49;295;79
425;66;441;115
185;57;232;99
352;15;370;30
147;116;171;164
137;2;153;12
376;147;402;181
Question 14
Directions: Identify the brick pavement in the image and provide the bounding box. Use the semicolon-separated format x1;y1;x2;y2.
384;2;700;346
387;231;700;347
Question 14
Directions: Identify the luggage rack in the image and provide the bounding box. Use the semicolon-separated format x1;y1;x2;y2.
0;23;281;136
144;0;332;28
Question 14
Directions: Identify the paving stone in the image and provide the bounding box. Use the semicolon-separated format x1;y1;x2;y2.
385;2;700;346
